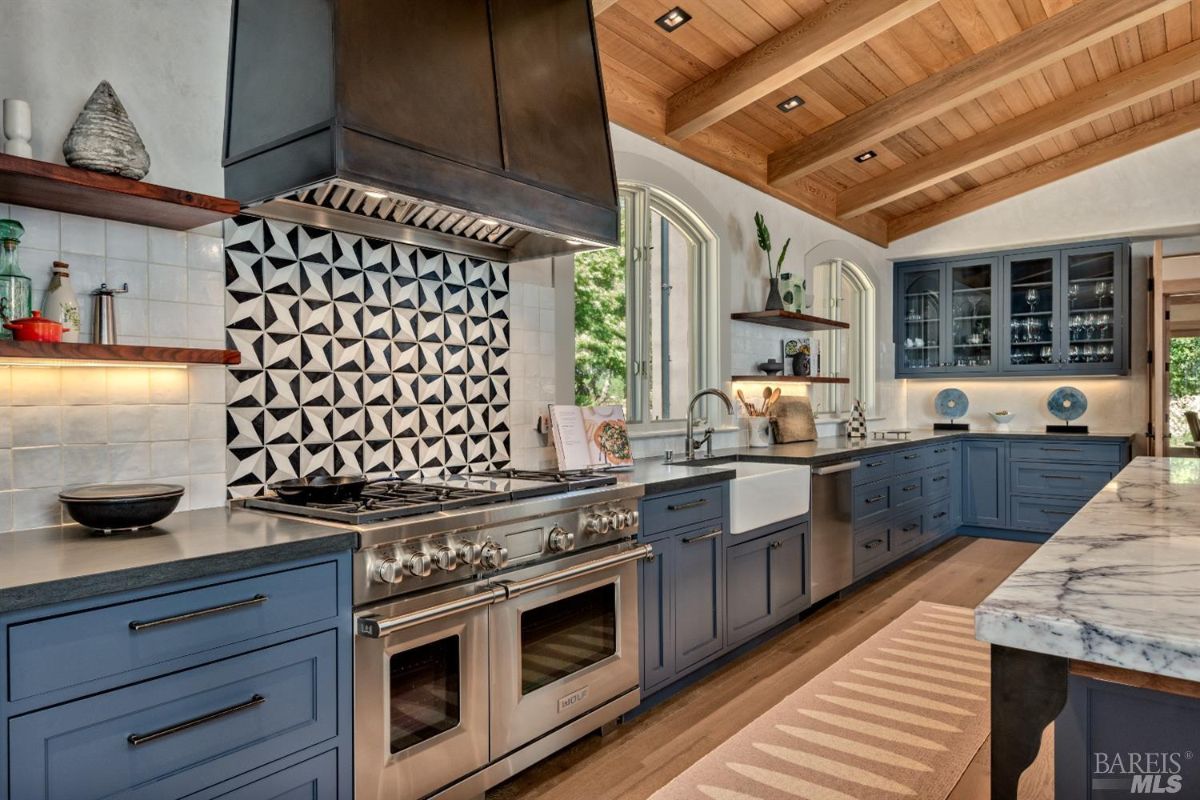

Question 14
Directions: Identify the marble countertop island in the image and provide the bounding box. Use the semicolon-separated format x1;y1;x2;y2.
975;456;1200;681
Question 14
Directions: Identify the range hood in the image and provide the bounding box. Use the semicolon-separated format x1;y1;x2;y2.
222;0;619;262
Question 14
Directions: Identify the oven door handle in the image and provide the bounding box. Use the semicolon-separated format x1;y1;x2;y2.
496;544;654;600
356;587;506;638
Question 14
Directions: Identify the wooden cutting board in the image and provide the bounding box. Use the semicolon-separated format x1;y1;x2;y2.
770;395;816;443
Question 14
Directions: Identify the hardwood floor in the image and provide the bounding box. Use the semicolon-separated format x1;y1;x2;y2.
489;536;1053;800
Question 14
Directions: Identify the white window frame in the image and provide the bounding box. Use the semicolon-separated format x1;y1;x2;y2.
620;182;720;425
812;258;876;416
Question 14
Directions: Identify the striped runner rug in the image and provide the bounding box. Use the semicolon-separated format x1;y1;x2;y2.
649;601;990;800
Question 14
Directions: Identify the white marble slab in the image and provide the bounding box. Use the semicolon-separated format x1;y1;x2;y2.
975;457;1200;681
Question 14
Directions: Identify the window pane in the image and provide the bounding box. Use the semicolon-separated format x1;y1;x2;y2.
648;209;694;421
573;199;628;412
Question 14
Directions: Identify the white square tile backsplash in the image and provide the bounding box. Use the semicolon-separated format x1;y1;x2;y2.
0;206;231;531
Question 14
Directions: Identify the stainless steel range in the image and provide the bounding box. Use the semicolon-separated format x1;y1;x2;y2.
244;470;649;800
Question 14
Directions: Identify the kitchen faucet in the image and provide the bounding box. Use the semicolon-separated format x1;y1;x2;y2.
685;388;734;460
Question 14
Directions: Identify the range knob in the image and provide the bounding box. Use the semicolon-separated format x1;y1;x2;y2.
605;510;624;530
480;541;509;569
622;509;639;528
457;542;482;566
405;552;433;578
584;514;610;535
548;526;575;553
433;546;458;572
375;557;403;585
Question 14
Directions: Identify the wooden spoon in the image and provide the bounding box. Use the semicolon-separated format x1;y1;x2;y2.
765;387;782;414
736;388;752;416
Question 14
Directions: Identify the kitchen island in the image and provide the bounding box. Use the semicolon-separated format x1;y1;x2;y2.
976;456;1200;798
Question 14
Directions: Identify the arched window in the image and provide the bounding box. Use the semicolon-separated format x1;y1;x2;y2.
573;183;719;423
811;258;876;416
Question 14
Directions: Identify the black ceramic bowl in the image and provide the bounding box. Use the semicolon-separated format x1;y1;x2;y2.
59;483;185;534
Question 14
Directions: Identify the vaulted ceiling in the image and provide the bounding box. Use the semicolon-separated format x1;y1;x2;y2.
594;0;1200;246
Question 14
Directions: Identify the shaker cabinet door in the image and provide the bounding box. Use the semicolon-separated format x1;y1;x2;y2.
639;537;674;693
963;440;1007;528
673;524;725;671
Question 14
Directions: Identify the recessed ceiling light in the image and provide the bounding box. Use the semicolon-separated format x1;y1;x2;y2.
854;150;878;163
655;6;692;31
362;189;389;200
777;96;805;113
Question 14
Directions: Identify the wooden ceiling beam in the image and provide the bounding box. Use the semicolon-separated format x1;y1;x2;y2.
767;0;1191;187
665;0;939;140
887;100;1200;241
837;37;1200;218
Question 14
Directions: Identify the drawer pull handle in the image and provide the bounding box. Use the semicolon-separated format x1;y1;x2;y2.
866;460;886;468
129;594;268;631
903;454;919;460
668;498;708;511
865;494;886;504
863;538;884;550
128;694;265;746
902;523;919;532
682;528;722;544
1040;508;1075;516
770;540;783;549
1040;447;1081;452
932;476;947;482
1041;474;1083;481
933;447;949;453
933;512;948;519
901;484;919;492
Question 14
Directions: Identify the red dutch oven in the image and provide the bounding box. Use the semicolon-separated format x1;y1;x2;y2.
4;311;70;342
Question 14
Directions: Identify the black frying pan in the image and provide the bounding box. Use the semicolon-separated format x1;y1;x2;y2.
269;475;368;505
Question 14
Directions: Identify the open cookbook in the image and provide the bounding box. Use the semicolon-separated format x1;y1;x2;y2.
548;404;634;470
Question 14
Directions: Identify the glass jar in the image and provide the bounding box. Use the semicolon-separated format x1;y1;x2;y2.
0;219;31;340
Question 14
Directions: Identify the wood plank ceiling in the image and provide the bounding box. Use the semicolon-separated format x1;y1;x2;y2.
594;0;1200;245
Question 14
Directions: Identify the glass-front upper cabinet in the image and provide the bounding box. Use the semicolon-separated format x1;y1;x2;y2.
947;257;997;372
1002;250;1060;372
897;265;945;374
1062;244;1125;372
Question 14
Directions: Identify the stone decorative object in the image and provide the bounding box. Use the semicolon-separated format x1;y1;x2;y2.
62;81;150;180
3;99;33;157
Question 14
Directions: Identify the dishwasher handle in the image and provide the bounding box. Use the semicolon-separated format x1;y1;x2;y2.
813;460;861;476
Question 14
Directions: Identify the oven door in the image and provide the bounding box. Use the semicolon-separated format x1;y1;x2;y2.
354;583;502;800
489;542;652;758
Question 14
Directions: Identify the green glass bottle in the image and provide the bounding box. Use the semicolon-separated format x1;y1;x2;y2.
0;220;31;340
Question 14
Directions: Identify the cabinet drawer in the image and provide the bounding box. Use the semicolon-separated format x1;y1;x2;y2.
925;498;952;536
8;561;339;702
213;749;338;799
891;472;925;509
925;442;957;467
894;448;927;471
852;480;891;526
1009;461;1116;498
641;485;723;537
852;453;894;485
853;526;891;579
925;464;952;499
1010;495;1087;533
10;631;338;800
1010;440;1124;464
890;511;924;554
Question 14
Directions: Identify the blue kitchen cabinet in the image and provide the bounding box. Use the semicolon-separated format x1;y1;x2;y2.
725;521;808;648
674;521;726;671
964;439;1008;528
896;239;1130;378
639;534;674;693
0;553;353;799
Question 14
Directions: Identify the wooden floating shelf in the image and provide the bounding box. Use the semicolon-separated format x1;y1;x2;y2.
730;310;850;332
0;154;240;231
731;375;850;384
0;341;241;365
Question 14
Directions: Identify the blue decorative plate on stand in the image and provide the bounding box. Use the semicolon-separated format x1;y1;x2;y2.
1047;386;1088;433
933;387;970;430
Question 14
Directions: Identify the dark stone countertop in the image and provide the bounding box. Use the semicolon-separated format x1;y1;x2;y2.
0;507;356;614
619;460;738;496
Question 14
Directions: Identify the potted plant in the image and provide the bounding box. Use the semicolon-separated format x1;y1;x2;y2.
754;211;790;311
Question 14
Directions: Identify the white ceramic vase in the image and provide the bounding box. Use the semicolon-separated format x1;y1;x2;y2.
42;261;81;343
748;417;772;448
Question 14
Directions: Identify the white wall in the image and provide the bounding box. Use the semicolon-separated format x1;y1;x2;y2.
0;0;231;195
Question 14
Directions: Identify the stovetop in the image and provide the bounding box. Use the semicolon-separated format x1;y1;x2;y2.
243;469;618;525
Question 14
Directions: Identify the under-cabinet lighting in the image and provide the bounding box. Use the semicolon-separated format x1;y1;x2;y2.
0;359;188;369
777;96;805;113
655;6;692;31
854;150;878;163
362;190;389;200
477;218;500;227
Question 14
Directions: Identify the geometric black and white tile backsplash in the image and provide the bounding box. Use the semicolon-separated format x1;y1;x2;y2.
224;214;510;497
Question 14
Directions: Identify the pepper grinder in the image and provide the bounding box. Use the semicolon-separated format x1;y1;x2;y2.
91;282;128;345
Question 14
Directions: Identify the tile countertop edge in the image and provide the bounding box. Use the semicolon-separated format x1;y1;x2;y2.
0;508;357;614
973;456;1200;683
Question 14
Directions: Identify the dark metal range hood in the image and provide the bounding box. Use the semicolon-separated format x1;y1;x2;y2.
222;0;619;262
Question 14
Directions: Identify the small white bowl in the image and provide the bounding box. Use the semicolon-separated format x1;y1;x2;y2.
989;412;1015;428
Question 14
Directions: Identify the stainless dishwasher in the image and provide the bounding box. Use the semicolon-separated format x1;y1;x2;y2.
809;460;859;602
